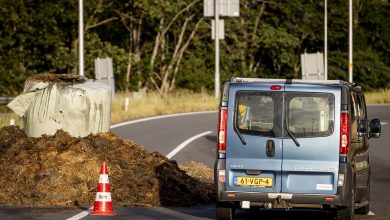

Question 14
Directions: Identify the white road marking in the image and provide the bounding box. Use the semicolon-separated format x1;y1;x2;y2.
110;111;217;129
69;112;216;219
166;131;213;159
381;122;388;125
65;207;92;220
367;211;375;216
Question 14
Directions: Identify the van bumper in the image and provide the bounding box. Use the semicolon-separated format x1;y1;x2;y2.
215;159;352;209
217;190;343;208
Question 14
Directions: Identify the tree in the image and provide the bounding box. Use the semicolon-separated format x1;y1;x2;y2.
353;49;390;91
0;0;390;95
146;0;204;95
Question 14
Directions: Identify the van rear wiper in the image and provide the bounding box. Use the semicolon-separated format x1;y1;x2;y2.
286;127;300;147
285;107;300;147
233;118;246;145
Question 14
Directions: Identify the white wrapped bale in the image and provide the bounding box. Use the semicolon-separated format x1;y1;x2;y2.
8;74;111;137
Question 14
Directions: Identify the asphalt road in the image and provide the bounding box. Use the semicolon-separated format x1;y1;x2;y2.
0;105;389;219
367;105;390;217
111;112;217;167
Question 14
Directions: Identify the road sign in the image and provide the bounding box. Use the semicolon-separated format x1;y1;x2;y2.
95;57;115;95
301;52;325;80
212;19;225;39
204;0;240;17
204;0;240;98
95;57;113;79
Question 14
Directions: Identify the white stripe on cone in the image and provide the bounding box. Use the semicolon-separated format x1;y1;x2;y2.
95;192;112;202
99;174;109;183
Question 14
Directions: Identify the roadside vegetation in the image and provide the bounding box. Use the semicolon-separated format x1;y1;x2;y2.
0;91;218;128
110;90;218;124
1;88;387;128
0;106;22;128
2;1;390;97
365;89;390;104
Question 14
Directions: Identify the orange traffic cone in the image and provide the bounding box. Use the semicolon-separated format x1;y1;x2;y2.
90;161;117;216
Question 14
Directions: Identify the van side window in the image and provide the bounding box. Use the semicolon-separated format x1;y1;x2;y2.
357;94;368;136
287;93;334;138
350;93;359;138
350;93;359;120
235;92;279;137
357;95;367;119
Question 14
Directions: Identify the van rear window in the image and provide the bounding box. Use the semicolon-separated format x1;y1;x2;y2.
286;93;334;137
234;91;334;138
235;92;280;137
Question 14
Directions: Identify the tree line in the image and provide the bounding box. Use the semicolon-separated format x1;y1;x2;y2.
1;0;389;96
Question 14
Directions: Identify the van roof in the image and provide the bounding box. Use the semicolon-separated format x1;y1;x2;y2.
231;77;347;86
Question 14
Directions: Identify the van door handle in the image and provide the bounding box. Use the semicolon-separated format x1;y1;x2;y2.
266;140;275;157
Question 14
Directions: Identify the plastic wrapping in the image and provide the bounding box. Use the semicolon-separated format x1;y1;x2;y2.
8;75;111;137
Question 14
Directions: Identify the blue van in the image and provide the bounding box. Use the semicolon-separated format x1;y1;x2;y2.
215;78;381;220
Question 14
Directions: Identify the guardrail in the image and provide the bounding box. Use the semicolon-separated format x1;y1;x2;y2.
0;97;14;105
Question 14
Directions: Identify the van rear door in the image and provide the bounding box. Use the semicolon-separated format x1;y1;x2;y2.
225;83;284;193
282;84;340;194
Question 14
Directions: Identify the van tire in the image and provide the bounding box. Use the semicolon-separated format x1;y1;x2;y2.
355;188;370;214
355;204;369;215
335;188;355;220
355;177;370;215
216;205;235;220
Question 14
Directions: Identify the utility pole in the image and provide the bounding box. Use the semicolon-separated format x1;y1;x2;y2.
324;0;328;80
204;0;239;97
79;0;84;76
214;0;220;98
348;0;353;83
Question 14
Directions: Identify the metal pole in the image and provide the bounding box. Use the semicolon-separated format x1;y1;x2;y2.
348;0;353;83
214;0;220;98
324;0;328;80
79;0;84;76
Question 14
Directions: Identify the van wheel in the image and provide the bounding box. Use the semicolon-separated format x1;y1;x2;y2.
355;204;369;215
355;194;370;214
216;204;235;220
335;188;355;220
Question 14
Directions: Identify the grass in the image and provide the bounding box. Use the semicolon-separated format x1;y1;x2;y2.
111;91;218;124
0;106;22;128
0;91;218;128
1;89;388;129
0;113;23;128
364;89;390;104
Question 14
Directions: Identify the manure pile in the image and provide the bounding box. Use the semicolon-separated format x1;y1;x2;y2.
0;126;214;207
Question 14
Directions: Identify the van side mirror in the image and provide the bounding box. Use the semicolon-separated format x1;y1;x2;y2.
369;119;381;138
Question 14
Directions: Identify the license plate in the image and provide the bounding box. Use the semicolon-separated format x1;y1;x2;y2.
234;177;273;187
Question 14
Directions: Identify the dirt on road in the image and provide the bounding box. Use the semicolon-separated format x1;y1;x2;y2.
0;126;214;207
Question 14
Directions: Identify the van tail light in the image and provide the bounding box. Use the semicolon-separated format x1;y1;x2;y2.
218;107;228;153
340;112;350;155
